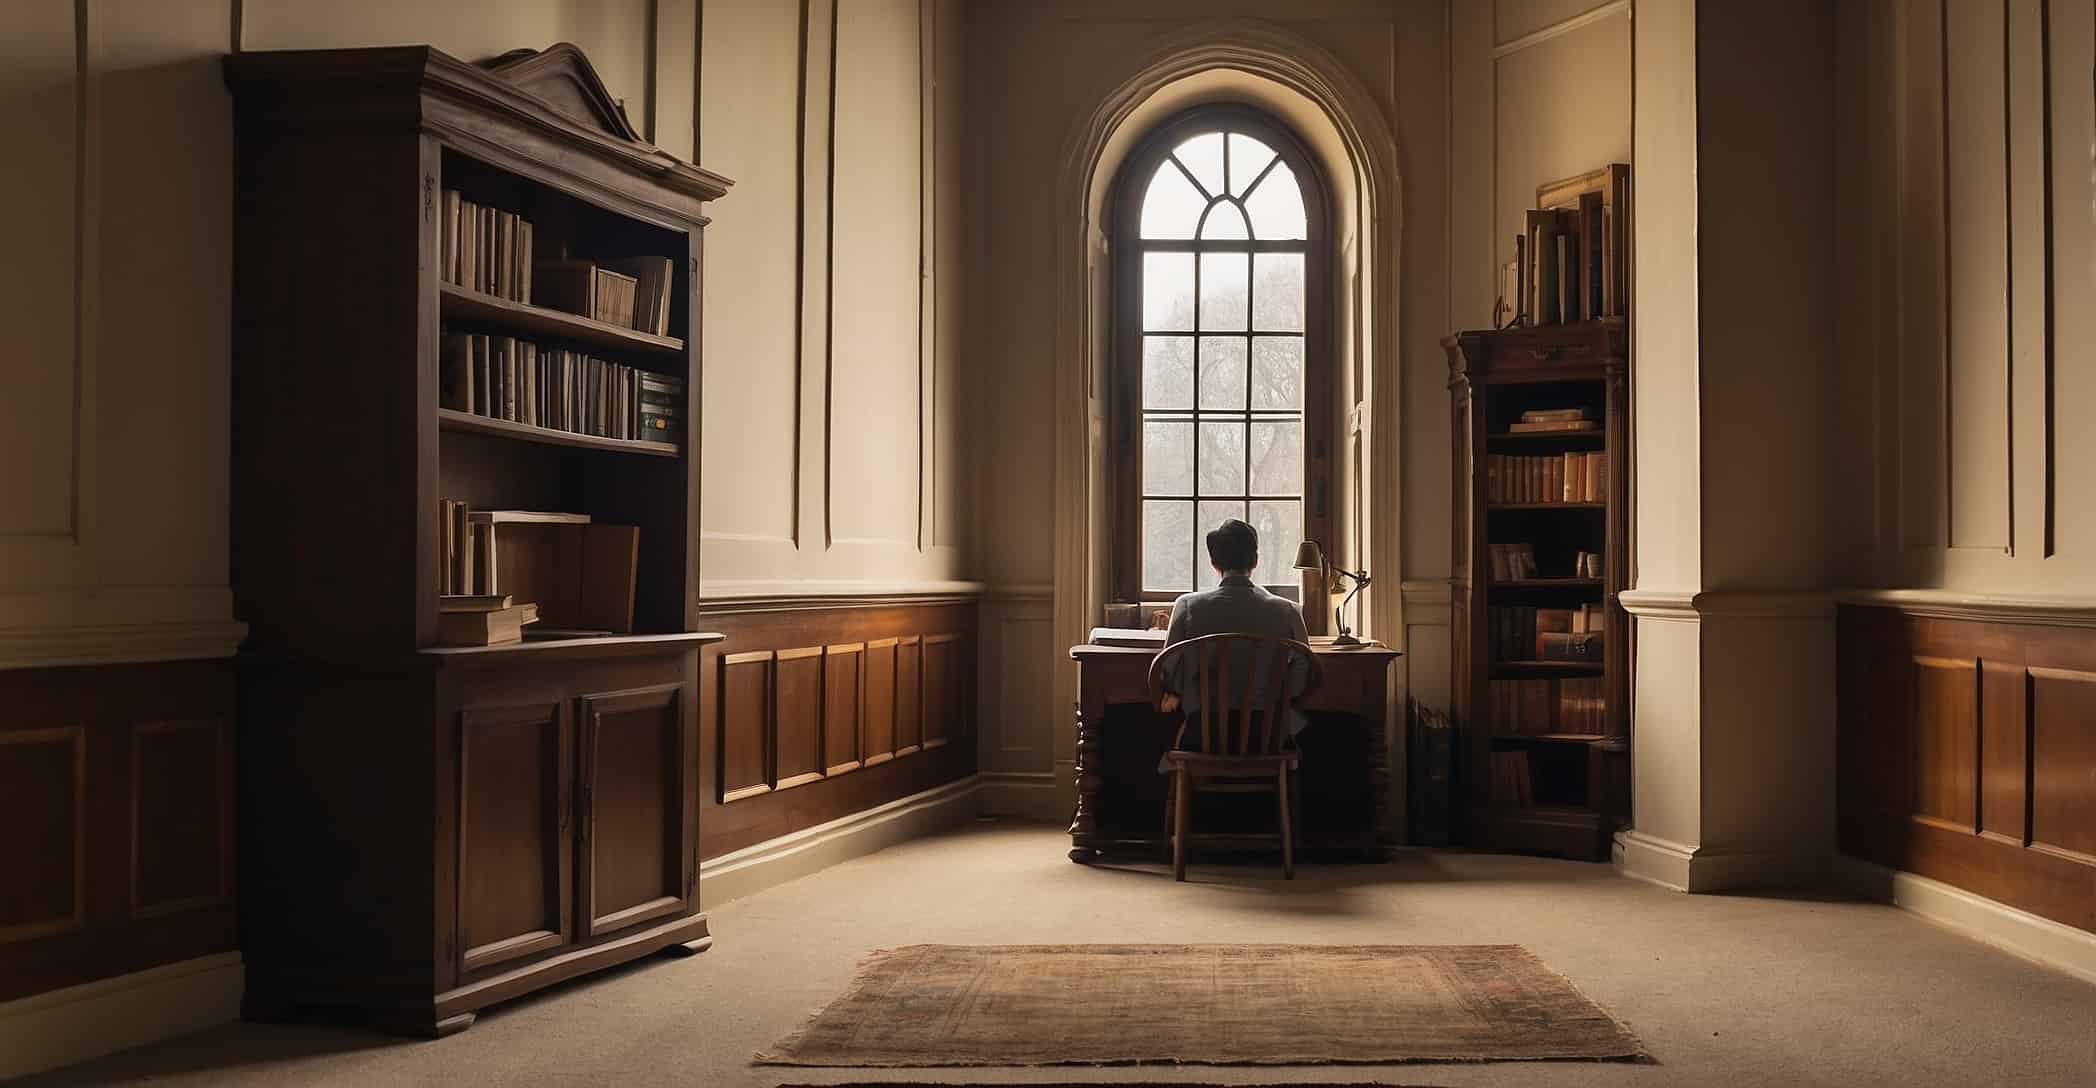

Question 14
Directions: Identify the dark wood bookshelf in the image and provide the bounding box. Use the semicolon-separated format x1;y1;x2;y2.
1446;317;1629;862
439;282;687;359
438;408;681;457
227;43;733;1037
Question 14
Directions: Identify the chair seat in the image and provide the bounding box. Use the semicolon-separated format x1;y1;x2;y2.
1164;750;1298;771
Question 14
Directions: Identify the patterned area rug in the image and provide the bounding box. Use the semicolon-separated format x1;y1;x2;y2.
756;944;1642;1067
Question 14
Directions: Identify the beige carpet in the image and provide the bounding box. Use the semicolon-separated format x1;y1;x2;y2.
756;944;1642;1067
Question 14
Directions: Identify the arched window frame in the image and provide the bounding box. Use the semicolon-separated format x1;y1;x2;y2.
1108;103;1334;604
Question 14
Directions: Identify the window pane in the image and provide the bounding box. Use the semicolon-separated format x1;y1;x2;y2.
1197;336;1247;410
1253;253;1304;331
1250;421;1303;494
1198;422;1246;495
1199;200;1249;240
1250;500;1303;590
1196;500;1248;588
1140;161;1204;239
1142;500;1194;593
1143;252;1194;331
1228;133;1275;197
1173;134;1224;197
1143;420;1193;495
1198;252;1247;331
1143;336;1193;409
1244;161;1306;240
1250;336;1303;410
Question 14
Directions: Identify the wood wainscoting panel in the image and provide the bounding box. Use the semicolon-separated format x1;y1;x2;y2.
823;643;865;775
895;635;923;755
0;727;86;942
578;684;690;938
774;648;826;789
719;651;774;802
2027;667;2096;863
696;599;977;860
1977;660;2028;843
0;660;236;1002
1910;656;1979;832
863;638;899;766
1840;606;2096;935
130;720;232;919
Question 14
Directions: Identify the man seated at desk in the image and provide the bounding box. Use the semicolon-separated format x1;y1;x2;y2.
1156;519;1311;759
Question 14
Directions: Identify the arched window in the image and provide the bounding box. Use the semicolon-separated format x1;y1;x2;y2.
1111;105;1331;602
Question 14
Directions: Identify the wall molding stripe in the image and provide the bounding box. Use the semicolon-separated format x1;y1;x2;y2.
0;951;242;1082
1491;0;1631;60
698;581;985;612
1613;829;1831;893
1620;588;1836;620
0;620;246;670
1838;586;2096;627
698;774;980;906
1833;854;2096;986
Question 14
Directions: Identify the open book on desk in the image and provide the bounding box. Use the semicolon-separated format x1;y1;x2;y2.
1089;627;1167;648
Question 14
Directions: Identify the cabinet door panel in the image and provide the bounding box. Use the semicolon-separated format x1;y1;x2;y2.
458;700;571;973
578;683;691;937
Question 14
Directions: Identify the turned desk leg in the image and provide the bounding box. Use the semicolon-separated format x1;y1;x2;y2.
1067;700;1101;862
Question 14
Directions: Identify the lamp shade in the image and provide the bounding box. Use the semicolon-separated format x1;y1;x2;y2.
1292;540;1325;572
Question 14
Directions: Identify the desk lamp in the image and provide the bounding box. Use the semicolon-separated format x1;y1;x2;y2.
1292;540;1370;647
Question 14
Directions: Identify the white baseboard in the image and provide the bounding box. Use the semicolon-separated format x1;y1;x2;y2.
1832;854;2096;987
1613;829;1828;892
699;776;983;907
0;952;243;1081
978;770;1063;823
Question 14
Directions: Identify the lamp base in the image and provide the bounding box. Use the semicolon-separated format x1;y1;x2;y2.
1329;631;1363;648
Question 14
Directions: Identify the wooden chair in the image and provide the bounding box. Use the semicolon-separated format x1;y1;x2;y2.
1149;633;1324;881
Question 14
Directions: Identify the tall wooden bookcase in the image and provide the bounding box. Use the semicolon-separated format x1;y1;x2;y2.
1444;320;1630;860
225;44;731;1035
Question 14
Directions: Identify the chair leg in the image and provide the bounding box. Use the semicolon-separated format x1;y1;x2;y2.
1277;767;1295;880
1162;778;1176;863
1172;767;1190;882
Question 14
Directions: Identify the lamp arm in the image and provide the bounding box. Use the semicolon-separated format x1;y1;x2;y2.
1326;566;1371;639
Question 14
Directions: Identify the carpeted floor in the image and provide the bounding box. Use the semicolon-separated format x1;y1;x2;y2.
18;822;2096;1087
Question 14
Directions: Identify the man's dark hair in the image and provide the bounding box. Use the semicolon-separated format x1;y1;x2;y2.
1205;518;1259;574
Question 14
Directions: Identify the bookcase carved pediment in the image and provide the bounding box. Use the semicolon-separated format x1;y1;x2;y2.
483;43;642;144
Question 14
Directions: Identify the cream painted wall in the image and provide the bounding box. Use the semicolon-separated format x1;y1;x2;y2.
0;0;971;669
1832;0;2096;600
698;0;972;595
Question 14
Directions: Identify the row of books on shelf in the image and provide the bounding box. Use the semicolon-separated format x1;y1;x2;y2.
1490;604;1606;663
441;190;534;304
438;189;677;337
433;503;639;645
1506;407;1596;433
441;330;684;444
1489;752;1536;807
1488;452;1606;504
1487;543;1602;582
1500;166;1629;328
1489;676;1609;737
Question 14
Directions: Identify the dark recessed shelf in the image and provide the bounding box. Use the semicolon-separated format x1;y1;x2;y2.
1493;578;1602;588
1492;660;1604;676
1488;502;1605;510
419;631;723;658
438;408;681;457
439;282;685;358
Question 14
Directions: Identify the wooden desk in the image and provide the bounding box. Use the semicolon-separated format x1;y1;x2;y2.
1067;642;1402;862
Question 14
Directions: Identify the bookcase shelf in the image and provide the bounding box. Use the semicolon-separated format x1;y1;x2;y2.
438;407;681;457
439;282;686;359
1446;317;1629;861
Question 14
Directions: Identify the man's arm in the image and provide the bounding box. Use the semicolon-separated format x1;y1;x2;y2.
1159;595;1193;712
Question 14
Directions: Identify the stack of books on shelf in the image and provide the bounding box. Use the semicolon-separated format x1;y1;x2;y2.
1489;604;1606;662
441;190;532;303
1490;751;1534;807
437;594;540;647
441;331;683;444
1488;542;1537;581
1500;165;1628;327
1488;675;1609;738
1487;453;1605;503
535;257;673;335
1508;407;1596;433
